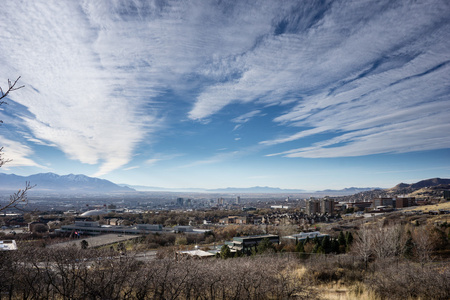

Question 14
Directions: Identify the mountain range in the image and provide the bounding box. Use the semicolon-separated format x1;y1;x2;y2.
0;173;134;194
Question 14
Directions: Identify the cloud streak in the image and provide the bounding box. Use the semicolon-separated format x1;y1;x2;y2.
0;136;44;168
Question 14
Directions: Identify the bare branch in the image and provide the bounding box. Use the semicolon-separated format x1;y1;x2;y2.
0;147;12;168
0;76;24;102
0;76;32;212
0;181;35;212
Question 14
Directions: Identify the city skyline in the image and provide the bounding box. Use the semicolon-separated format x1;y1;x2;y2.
1;0;449;190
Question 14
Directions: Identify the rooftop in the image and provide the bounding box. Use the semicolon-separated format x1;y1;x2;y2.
0;240;18;251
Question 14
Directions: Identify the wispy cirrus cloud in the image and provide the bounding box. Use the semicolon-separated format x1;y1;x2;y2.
0;136;44;169
145;153;184;166
188;0;450;158
232;110;262;131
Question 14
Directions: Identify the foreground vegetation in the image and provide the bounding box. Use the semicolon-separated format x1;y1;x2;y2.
1;204;450;299
0;248;318;300
1;246;449;299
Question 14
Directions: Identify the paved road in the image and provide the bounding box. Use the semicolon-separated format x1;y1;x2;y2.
48;234;140;249
1;227;26;235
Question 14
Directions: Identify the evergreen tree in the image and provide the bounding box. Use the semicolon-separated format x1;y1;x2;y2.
331;238;340;254
257;237;275;254
220;244;232;259
404;236;414;259
80;240;89;250
321;235;331;254
338;231;346;246
295;240;305;253
234;250;242;258
312;243;320;253
345;231;354;251
313;235;319;246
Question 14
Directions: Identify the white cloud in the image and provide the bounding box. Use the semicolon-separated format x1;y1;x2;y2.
232;110;262;124
269;120;450;158
145;158;162;166
0;136;44;168
145;153;183;166
123;166;139;171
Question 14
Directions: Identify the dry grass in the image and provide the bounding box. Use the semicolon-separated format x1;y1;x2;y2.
404;201;450;212
318;282;377;300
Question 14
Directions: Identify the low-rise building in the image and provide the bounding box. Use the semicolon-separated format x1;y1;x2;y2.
177;249;215;259
396;197;415;208
219;216;248;224
57;221;212;236
345;201;373;211
282;231;329;243
0;240;17;251
372;197;394;208
227;234;279;254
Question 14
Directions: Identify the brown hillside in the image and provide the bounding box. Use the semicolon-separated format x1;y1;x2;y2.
339;178;450;202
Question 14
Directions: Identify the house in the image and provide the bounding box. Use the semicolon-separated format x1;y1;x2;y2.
28;221;49;233
0;240;18;251
219;216;248;224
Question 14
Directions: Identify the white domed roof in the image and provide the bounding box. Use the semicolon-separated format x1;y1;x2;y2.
80;209;108;217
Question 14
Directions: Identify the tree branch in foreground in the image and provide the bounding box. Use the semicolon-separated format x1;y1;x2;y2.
0;181;35;212
0;147;12;168
0;76;24;102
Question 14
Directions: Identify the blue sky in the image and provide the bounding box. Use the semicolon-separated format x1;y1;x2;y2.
1;0;449;190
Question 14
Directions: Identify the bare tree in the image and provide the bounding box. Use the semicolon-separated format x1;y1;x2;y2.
352;224;373;269
413;227;433;269
0;77;34;212
372;224;404;259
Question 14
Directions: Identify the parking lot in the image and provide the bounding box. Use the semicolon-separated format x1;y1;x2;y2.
48;234;140;249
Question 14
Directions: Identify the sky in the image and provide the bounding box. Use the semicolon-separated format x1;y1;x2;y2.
0;0;449;191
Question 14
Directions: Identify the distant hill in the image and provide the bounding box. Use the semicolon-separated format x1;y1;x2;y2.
339;178;450;202
389;178;450;193
0;173;134;194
